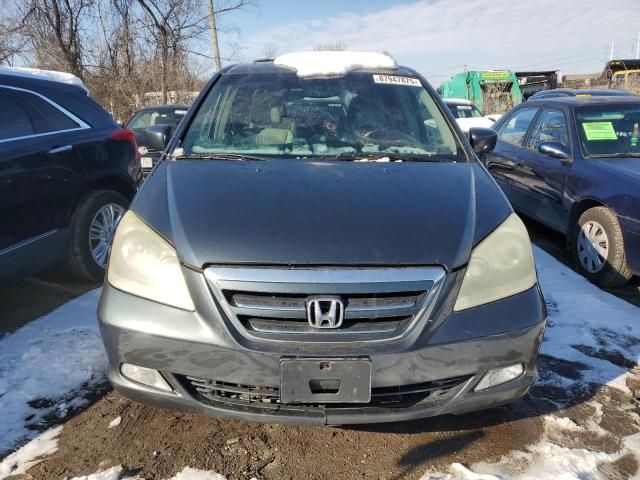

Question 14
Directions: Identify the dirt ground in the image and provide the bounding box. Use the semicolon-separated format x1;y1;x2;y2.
17;366;640;480
22;391;544;480
4;217;640;480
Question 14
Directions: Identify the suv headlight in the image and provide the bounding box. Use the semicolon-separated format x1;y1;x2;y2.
454;213;536;311
107;211;195;311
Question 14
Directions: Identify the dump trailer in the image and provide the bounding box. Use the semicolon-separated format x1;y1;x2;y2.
516;71;558;99
439;70;523;114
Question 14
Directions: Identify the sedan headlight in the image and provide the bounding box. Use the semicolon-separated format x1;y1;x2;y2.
107;211;195;311
454;213;536;311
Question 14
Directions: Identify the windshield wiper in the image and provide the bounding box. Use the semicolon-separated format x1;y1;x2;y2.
590;152;640;158
175;153;268;161
321;152;448;162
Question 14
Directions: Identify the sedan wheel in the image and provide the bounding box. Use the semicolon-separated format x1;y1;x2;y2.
89;203;126;267
572;206;632;287
576;220;608;273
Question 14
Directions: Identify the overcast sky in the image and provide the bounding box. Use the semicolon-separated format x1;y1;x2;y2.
221;0;640;85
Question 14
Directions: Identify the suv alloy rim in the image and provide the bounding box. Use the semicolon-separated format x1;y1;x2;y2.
89;203;125;267
577;220;609;273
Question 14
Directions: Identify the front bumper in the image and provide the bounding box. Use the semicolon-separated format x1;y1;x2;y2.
98;275;546;425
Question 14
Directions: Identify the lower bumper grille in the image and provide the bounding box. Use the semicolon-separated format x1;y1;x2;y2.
180;374;471;411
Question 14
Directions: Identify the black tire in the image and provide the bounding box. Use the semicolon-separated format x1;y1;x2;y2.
66;190;129;282
571;206;632;287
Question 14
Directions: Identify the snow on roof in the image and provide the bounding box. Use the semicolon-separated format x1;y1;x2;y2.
274;51;396;78
0;66;88;93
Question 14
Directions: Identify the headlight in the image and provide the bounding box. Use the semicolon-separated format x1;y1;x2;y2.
454;213;536;311
107;211;195;311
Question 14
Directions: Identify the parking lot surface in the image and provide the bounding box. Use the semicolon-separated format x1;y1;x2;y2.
1;221;639;480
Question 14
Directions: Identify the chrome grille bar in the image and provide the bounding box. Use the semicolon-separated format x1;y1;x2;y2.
204;266;445;342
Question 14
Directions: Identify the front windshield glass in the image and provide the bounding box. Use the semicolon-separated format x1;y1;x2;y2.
128;108;187;129
448;103;482;119
181;72;461;160
576;105;640;157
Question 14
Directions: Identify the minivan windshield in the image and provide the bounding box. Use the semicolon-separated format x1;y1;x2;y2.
181;72;461;160
576;104;640;157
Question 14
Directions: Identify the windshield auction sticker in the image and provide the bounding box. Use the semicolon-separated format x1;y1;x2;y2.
582;122;618;141
373;75;421;87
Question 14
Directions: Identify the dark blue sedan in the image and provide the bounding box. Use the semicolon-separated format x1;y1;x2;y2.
485;96;640;286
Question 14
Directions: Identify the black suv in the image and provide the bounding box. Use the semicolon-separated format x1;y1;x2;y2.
0;68;141;281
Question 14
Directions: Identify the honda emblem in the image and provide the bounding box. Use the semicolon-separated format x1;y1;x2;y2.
306;297;344;329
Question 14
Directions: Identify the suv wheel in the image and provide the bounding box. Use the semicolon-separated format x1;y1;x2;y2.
66;190;128;281
571;206;632;287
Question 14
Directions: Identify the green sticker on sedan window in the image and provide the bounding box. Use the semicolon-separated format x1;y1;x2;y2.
582;122;617;141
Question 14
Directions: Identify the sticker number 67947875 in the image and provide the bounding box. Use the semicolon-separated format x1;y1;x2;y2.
373;74;422;87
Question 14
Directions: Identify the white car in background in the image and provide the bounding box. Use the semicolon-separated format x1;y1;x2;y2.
444;98;497;132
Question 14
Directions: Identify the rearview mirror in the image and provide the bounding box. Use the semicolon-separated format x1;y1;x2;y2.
469;127;497;154
539;141;570;160
145;124;172;152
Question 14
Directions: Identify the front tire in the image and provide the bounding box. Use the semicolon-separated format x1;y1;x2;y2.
66;190;129;282
571;206;632;287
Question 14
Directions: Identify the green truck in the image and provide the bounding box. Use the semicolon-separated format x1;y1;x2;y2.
439;70;523;114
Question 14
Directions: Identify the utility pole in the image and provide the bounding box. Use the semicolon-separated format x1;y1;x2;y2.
207;0;222;71
636;32;640;59
610;39;615;60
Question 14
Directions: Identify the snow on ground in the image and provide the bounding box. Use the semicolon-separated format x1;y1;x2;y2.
274;51;396;77
70;466;126;480
422;246;640;479
2;247;640;479
0;289;105;457
0;425;62;478
63;466;226;480
108;416;122;429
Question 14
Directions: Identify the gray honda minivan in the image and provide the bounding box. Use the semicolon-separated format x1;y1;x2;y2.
98;52;546;425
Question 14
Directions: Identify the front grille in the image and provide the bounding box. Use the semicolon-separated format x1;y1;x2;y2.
181;374;470;411
204;267;445;341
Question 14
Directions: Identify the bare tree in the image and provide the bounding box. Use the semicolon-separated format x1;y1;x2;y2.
0;0;254;119
261;42;277;59
0;3;31;65
19;0;93;79
136;0;208;103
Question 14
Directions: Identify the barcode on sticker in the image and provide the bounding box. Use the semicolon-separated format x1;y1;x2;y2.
373;75;421;87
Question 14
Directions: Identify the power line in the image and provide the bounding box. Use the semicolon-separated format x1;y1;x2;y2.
423;64;466;74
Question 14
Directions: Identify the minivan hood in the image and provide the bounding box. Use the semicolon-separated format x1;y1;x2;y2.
133;159;511;270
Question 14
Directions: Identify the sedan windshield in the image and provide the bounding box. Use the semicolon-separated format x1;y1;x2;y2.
447;103;482;119
128;108;187;130
181;72;461;160
576;105;640;157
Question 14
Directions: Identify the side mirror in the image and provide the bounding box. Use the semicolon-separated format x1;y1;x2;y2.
469;127;497;154
539;141;570;160
145;124;172;152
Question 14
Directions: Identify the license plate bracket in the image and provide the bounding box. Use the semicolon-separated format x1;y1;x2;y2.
280;358;371;404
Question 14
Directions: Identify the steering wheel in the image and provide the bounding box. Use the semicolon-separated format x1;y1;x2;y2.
361;129;427;150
